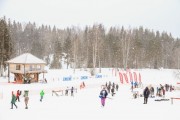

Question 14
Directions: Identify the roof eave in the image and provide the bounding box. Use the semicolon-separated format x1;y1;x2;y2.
5;62;46;65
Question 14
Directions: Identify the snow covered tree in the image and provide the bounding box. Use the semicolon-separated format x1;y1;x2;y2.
50;40;62;69
63;29;72;69
0;18;13;76
1;16;179;69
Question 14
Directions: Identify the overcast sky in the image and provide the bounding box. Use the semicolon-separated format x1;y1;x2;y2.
0;0;180;38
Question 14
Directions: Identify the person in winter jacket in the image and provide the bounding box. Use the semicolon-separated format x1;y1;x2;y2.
65;87;69;96
150;87;154;97
99;87;108;107
116;84;119;91
40;90;45;102
11;91;17;109
82;82;85;88
112;82;115;89
111;87;115;96
71;87;74;97
131;82;134;92
143;86;150;104
16;90;21;102
24;90;29;109
162;88;165;98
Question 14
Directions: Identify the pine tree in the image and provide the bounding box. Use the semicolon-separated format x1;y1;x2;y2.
1;16;179;69
50;40;62;69
0;18;13;76
63;29;72;69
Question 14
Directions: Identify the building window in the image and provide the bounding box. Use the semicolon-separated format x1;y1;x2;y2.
37;65;41;70
30;65;32;71
30;65;37;71
16;65;21;70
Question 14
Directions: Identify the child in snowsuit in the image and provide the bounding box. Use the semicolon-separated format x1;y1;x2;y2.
11;91;17;109
99;87;108;107
40;90;45;102
16;90;21;102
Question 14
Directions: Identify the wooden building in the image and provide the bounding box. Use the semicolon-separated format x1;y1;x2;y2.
5;53;47;84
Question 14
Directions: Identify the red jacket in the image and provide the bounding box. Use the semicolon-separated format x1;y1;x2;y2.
16;91;20;97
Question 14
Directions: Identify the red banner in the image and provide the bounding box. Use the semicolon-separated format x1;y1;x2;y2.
129;72;133;82
123;73;129;83
139;73;141;82
119;72;123;84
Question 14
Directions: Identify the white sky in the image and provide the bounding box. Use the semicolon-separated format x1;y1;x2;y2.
0;0;180;38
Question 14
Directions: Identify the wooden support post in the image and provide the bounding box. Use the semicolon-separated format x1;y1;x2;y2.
23;64;25;84
8;64;10;83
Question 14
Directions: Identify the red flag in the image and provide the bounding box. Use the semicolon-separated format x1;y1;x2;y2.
123;73;129;83
119;72;123;84
139;73;141;82
129;72;133;82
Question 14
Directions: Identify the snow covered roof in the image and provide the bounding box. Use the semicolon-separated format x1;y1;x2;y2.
5;53;46;64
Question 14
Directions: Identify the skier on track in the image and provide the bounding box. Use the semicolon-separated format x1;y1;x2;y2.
99;87;108;107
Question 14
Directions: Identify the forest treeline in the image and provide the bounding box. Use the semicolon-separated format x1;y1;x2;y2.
0;16;180;74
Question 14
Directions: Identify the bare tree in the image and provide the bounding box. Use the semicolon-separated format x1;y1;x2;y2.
121;29;131;70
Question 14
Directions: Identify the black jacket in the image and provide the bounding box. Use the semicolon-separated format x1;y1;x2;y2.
143;87;150;98
100;90;108;98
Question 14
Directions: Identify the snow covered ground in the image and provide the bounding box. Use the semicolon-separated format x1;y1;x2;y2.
0;68;180;120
